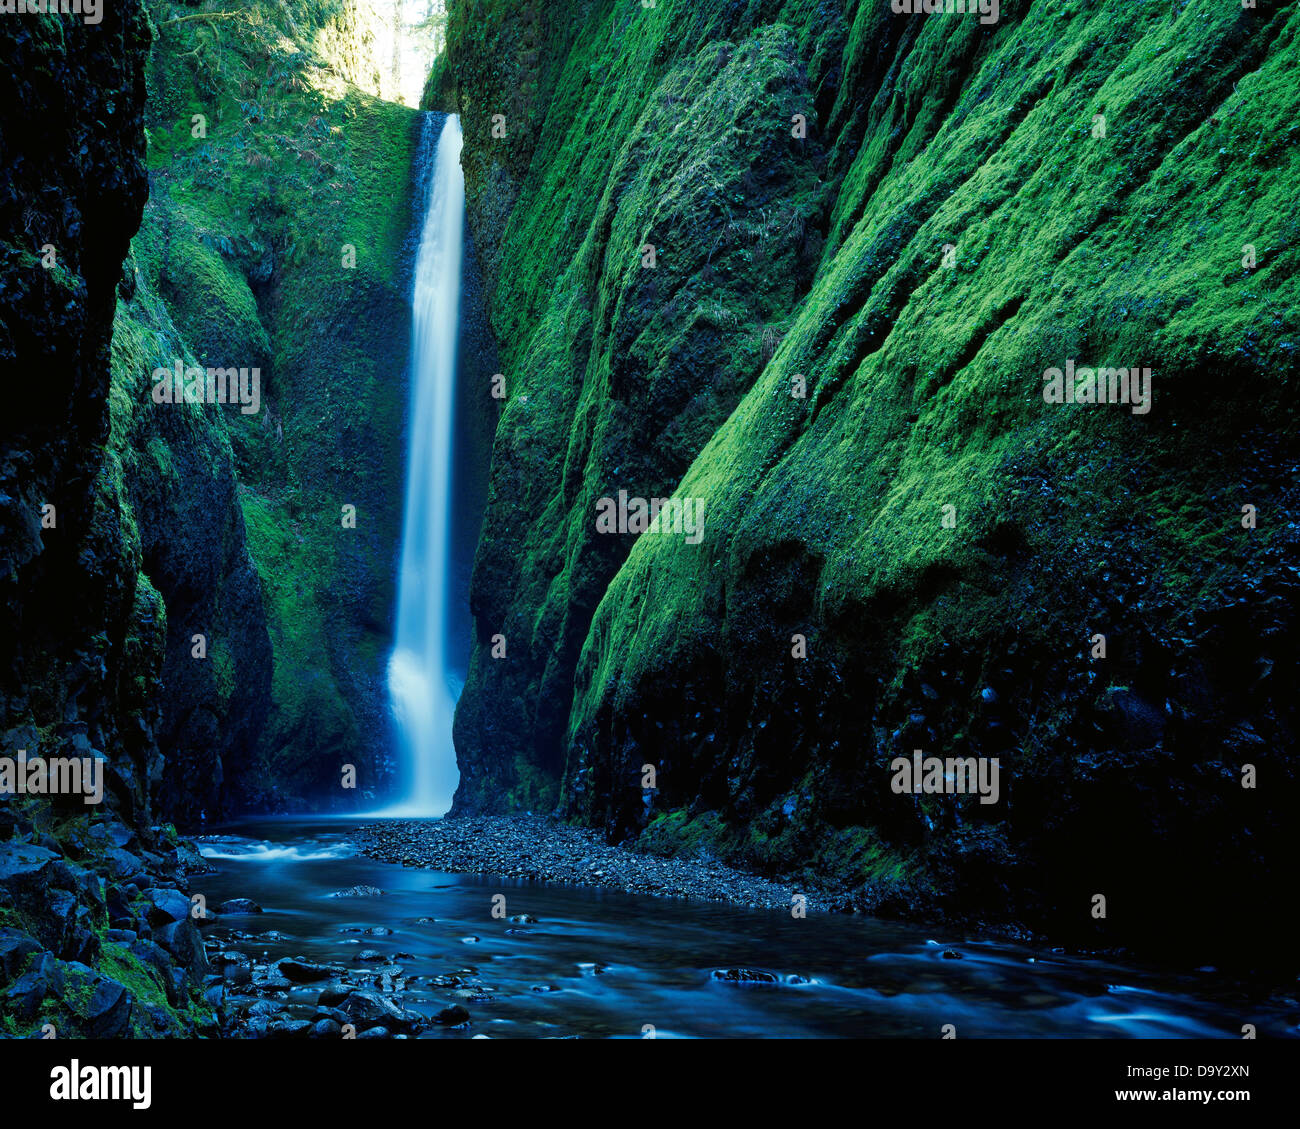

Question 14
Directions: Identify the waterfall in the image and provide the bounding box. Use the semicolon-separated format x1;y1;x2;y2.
385;113;465;816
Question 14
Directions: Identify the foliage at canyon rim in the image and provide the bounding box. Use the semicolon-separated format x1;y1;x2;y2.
440;0;1299;962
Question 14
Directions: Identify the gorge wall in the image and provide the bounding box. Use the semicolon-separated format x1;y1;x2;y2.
0;0;425;1035
441;0;1299;965
138;0;427;814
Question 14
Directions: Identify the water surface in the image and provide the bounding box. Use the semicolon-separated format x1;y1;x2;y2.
196;818;1294;1039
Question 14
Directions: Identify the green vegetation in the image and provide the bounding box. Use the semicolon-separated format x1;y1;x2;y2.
129;0;425;806
446;0;1299;949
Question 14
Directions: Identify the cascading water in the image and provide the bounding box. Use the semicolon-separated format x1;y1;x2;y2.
385;113;465;816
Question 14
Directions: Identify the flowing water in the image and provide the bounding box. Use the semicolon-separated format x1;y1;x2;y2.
386;113;466;817
195;819;1295;1039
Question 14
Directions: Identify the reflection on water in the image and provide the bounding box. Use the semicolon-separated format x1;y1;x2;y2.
195;819;1296;1040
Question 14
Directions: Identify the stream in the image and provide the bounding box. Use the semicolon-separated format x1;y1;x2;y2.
192;818;1294;1039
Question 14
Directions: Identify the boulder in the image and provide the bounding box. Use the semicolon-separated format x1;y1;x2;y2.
435;1004;471;1027
337;991;423;1033
275;957;336;983
3;951;62;1021
0;929;41;982
62;962;134;1038
142;887;190;926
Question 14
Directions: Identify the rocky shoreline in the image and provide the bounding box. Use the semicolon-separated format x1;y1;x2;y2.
357;814;827;913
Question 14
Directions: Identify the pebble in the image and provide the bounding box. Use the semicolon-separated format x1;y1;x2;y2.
356;815;819;912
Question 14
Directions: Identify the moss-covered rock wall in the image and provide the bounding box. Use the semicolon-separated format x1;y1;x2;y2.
137;0;425;810
444;0;1299;963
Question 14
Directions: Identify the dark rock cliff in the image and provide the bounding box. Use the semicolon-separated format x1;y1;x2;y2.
0;3;267;1035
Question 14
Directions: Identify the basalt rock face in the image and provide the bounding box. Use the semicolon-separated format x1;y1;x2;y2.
108;267;274;825
446;0;1299;967
0;3;235;1036
0;6;153;790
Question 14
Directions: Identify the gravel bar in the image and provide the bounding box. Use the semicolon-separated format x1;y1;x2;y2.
355;814;829;912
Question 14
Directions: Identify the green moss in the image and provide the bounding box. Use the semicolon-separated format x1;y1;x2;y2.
445;0;1300;933
504;754;560;812
638;809;729;860
99;946;168;1011
571;0;1300;744
131;0;425;806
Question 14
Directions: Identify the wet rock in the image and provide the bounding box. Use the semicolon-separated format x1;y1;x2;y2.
176;841;216;877
246;999;282;1017
337;991;423;1033
435;1004;471;1026
267;1018;313;1039
152;918;208;973
357;1025;390;1039
104;848;148;884
427;974;464;988
313;1006;349;1025
313;1018;342;1038
105;885;135;931
276;957;336;983
508;914;538;924
317;984;351;1008
710;967;779;984
142;887;190;925
66;864;106;912
0;844;60;887
216;898;262;915
352;950;384;963
328;885;383;898
63;908;102;965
